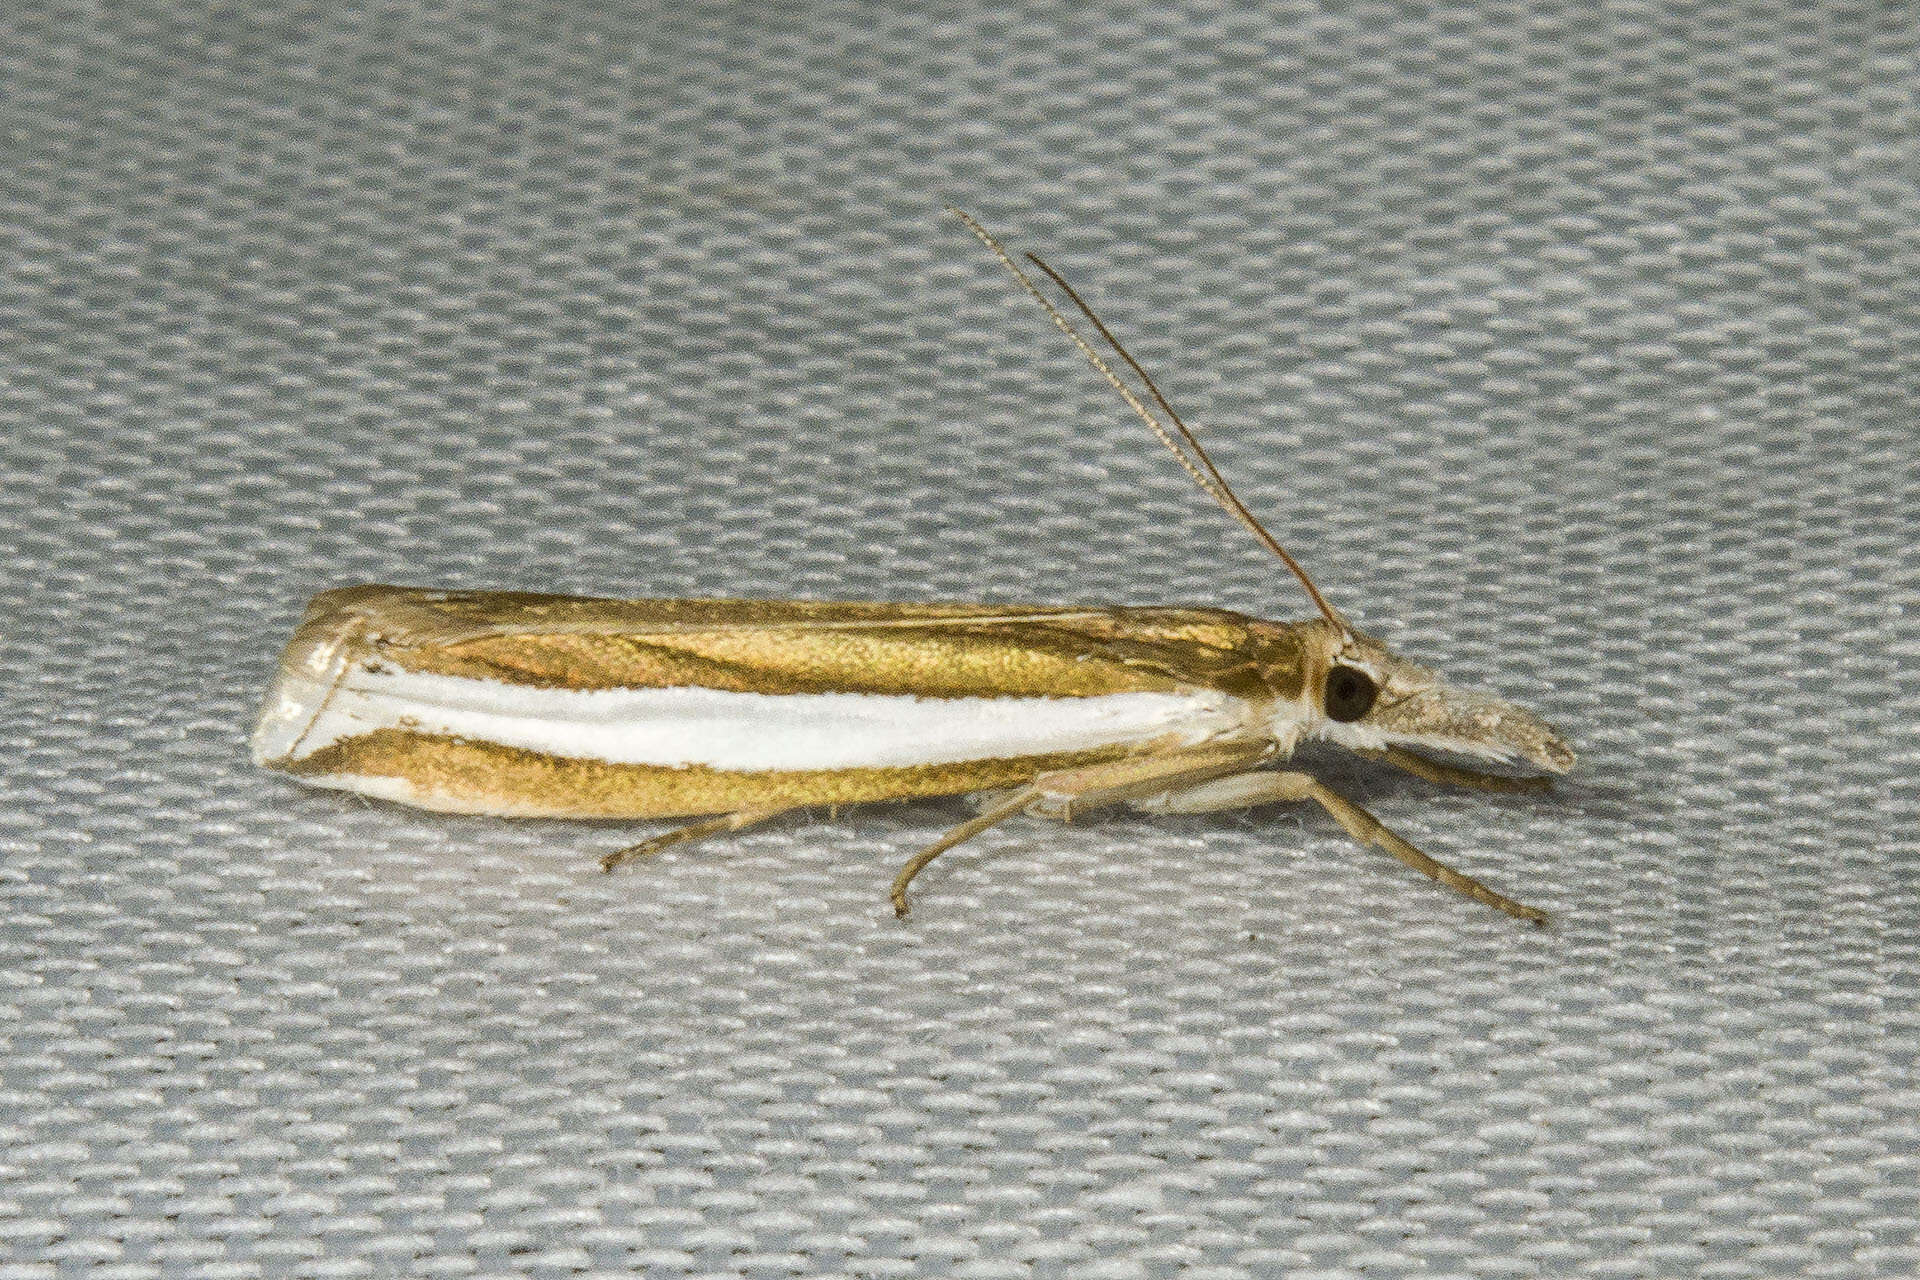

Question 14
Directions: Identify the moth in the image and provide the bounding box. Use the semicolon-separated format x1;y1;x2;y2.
253;210;1573;922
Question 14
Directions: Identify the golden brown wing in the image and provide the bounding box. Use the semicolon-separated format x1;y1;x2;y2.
276;584;1291;700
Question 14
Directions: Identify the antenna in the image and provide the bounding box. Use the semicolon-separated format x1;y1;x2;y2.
950;207;1349;633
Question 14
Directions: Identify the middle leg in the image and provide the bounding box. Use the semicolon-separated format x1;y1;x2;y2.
889;740;1271;917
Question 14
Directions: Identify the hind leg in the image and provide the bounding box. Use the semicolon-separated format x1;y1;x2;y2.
601;806;794;872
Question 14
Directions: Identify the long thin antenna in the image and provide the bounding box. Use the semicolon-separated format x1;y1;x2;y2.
949;206;1349;632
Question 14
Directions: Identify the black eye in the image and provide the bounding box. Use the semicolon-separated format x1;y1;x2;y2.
1324;665;1378;722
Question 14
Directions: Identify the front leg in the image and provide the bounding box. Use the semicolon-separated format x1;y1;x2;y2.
1132;770;1549;925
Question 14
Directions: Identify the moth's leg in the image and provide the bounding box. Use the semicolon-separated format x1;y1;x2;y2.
1134;769;1549;925
601;806;792;872
890;742;1269;917
1128;769;1312;815
889;788;1037;917
1359;746;1553;794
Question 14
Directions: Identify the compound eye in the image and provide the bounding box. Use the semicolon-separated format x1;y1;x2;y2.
1323;665;1378;722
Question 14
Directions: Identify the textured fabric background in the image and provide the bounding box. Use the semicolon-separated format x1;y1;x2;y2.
4;2;1916;1276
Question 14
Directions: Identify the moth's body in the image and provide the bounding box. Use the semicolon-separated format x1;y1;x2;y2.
253;211;1576;921
252;585;1312;818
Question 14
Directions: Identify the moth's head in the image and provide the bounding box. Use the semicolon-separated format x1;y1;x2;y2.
1299;620;1574;775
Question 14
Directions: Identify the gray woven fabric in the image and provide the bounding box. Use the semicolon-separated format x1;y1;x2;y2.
4;1;1917;1276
